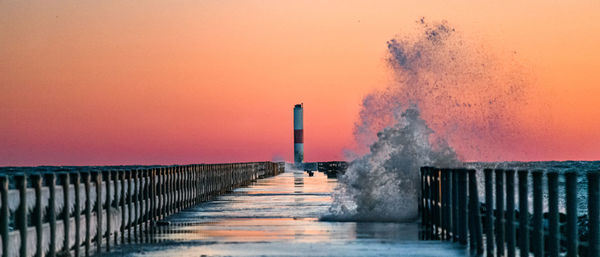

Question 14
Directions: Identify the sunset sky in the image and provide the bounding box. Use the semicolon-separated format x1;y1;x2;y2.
1;1;599;165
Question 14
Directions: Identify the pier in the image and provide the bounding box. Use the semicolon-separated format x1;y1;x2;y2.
0;162;283;257
5;164;598;256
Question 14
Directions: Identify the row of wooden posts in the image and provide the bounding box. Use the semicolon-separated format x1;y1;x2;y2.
0;162;284;257
420;167;599;257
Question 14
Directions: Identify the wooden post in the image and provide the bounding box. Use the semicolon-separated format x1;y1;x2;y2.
127;169;133;243
32;174;43;257
495;169;505;257
588;171;600;257
103;171;111;252
452;169;458;242
458;169;468;245
45;173;57;257
92;171;102;254
15;173;28;257
547;171;559;257
532;170;544;257
517;170;529;257
0;175;9;257
505;169;515;257
419;167;426;240
81;172;91;257
120;170;126;244
72;172;81;257
468;169;483;254
111;170;118;246
565;171;578;257
484;168;494;256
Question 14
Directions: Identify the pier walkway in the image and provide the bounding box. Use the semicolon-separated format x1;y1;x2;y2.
107;171;467;257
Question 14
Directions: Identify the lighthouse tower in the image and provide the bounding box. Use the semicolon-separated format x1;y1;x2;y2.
293;104;304;168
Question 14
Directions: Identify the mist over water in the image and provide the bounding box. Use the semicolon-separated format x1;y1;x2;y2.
325;19;531;222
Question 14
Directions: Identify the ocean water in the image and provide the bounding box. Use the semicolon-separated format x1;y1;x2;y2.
466;161;600;216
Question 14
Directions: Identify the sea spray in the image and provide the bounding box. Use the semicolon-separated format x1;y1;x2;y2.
323;108;460;221
354;19;529;161
326;19;530;221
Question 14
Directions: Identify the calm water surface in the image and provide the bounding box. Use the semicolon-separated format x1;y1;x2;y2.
107;171;466;256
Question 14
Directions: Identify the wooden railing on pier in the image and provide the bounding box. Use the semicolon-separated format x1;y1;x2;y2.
420;167;600;257
0;162;284;257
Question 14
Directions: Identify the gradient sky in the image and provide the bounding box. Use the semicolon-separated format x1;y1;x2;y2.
1;1;599;165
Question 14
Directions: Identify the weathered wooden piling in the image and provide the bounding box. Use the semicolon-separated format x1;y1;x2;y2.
565;171;578;257
531;170;544;257
72;172;81;257
495;169;505;257
468;169;483;255
45;172;57;257
15;174;27;257
547;171;559;257
32;174;43;257
588;171;600;257
517;170;529;257
505;169;515;257
483;168;494;257
452;169;458;242
458;169;468;245
0;176;8;257
81;172;91;257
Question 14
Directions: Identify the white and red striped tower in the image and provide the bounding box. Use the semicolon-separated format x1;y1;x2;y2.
293;103;304;167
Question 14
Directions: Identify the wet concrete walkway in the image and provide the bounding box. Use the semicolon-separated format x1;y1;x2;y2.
106;171;468;257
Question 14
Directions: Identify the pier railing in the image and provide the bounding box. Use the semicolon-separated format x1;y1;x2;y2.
420;167;599;257
0;162;284;257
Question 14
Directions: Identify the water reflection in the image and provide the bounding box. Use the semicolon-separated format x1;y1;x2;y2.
107;171;466;257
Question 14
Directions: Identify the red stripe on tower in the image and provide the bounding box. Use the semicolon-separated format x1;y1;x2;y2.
294;129;304;144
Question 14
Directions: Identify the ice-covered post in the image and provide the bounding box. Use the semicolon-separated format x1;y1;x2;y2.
517;170;529;257
150;168;156;240
547;171;559;257
565;171;578;257
441;169;449;240
484;168;494;256
72;172;81;257
92;171;102;254
45;172;57;257
127;169;133;242
505;169;515;257
120;170;127;244
588;171;600;257
468;169;483;254
103;170;111;251
81;172;91;257
59;172;71;256
32;174;43;257
532;170;544;257
15;173;27;257
111;170;119;246
0;175;8;257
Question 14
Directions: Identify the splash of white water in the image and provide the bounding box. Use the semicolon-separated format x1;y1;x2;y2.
326;19;528;222
324;108;459;221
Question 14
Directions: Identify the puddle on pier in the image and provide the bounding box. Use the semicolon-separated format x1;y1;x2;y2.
105;171;468;257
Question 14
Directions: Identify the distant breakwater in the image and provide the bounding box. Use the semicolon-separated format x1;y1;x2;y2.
0;162;284;257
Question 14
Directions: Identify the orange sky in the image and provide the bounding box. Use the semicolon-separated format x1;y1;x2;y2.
1;1;599;165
